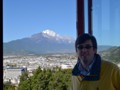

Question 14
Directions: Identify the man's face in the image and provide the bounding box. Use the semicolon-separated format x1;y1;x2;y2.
76;40;96;65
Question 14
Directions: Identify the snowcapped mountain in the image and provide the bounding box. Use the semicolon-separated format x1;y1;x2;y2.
42;29;60;37
30;29;75;43
3;29;75;55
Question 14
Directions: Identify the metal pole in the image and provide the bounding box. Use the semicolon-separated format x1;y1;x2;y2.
88;0;92;35
76;0;85;36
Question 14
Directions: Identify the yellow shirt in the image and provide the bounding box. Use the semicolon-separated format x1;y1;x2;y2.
71;60;120;90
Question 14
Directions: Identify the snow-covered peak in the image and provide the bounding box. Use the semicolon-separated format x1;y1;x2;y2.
42;29;59;37
31;29;75;43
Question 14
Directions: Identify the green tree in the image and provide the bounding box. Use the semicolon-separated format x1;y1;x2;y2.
18;72;32;90
3;84;15;90
18;67;72;90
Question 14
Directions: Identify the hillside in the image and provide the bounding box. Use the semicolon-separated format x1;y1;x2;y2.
99;46;120;63
3;30;75;55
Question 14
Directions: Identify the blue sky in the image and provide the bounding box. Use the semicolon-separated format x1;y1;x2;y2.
3;0;120;46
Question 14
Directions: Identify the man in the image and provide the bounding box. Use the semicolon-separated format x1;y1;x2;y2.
71;33;120;90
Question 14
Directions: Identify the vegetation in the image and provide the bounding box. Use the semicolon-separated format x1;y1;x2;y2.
4;67;72;90
3;84;15;90
17;67;72;90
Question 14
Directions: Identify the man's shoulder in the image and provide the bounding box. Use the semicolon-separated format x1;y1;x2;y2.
101;60;119;69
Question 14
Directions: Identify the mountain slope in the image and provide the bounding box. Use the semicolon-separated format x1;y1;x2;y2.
3;30;75;55
3;29;113;55
99;46;120;63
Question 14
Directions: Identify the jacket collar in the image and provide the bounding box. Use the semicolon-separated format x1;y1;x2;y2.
72;54;101;81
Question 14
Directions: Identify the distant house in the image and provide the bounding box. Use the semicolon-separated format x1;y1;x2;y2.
60;64;74;69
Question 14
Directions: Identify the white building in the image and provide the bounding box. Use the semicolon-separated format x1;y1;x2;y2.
3;67;27;85
60;64;74;69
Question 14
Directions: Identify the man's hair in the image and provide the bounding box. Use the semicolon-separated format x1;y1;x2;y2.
75;33;97;51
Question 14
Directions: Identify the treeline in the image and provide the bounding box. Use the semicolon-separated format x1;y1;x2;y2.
4;67;72;90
